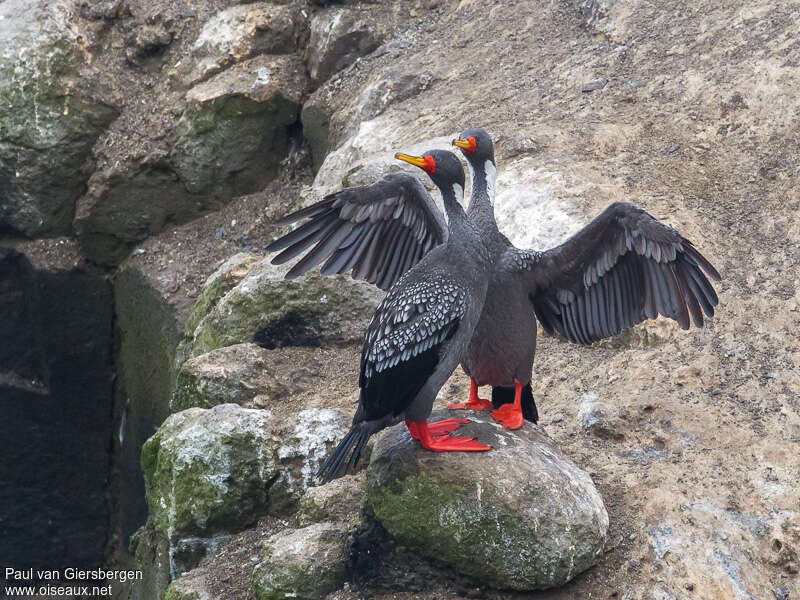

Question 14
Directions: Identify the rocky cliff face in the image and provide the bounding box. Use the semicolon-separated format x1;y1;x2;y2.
2;0;799;599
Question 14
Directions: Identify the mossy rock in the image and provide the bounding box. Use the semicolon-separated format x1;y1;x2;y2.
188;257;382;357
251;522;348;600
141;404;350;577
184;253;261;338
365;410;609;591
171;343;286;412
171;54;306;196
0;0;117;237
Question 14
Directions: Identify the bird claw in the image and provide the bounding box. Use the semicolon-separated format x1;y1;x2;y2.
491;405;524;430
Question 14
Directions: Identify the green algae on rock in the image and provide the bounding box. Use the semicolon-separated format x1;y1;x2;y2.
365;410;609;591
251;522;348;600
141;405;278;578
172;343;286;412
140;404;350;578
184;253;261;338
188;257;382;357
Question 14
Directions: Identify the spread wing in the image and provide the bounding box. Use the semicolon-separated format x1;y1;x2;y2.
527;202;721;345
358;272;467;420
266;172;447;290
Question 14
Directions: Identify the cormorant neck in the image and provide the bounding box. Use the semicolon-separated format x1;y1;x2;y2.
438;181;469;233
466;157;499;230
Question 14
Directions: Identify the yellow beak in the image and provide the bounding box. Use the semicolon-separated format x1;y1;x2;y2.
394;153;427;167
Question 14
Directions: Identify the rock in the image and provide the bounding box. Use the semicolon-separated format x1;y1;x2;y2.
578;0;616;34
0;0;117;237
251;522;348;600
298;471;366;526
112;257;186;558
188;256;383;357
581;77;608;92
365;410;608;591
577;393;623;440
74;55;305;266
272;408;352;511
356;68;438;122
184;253;261;337
306;7;387;86
643;500;799;598
129;522;171;600
171;54;306;196
184;3;303;85
141;404;275;578
163;567;213;600
141;404;350;576
171;343;288;412
301;98;334;172
126;23;173;66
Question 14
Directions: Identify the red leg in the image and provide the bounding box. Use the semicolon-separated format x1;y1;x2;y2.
447;378;493;411
406;418;470;440
410;420;492;452
491;382;524;430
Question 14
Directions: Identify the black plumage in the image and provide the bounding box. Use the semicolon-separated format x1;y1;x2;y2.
316;150;491;483
266;172;446;290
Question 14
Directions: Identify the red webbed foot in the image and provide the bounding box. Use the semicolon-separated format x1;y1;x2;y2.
447;378;492;412
407;420;492;452
406;418;469;440
491;403;524;430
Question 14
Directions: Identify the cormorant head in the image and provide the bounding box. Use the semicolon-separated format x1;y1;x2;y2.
452;128;495;166
395;149;465;194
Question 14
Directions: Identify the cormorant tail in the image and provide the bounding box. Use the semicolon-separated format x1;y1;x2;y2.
316;420;375;484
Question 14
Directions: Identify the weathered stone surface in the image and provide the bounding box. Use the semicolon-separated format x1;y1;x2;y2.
112;258;186;560
577;393;624;439
163;566;213;600
306;7;387;86
141;405;276;577
172;54;306;196
74;55;305;265
172;343;287;412
184;3;303;85
141;404;350;576
298;471;366;526
184;253;261;337
366;411;608;590
251;522;348;600
188;257;383;357
0;0;117;237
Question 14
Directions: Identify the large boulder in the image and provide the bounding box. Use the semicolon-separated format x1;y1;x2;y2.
365;411;609;591
171;54;306;196
183;253;261;338
187;257;383;357
183;3;304;86
74;55;306;265
251;522;349;600
141;404;349;577
0;0;117;237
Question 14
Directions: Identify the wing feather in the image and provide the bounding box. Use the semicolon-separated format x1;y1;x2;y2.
267;172;447;290
529;202;721;344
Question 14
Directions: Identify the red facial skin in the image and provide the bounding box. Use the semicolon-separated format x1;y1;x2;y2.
422;155;436;174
